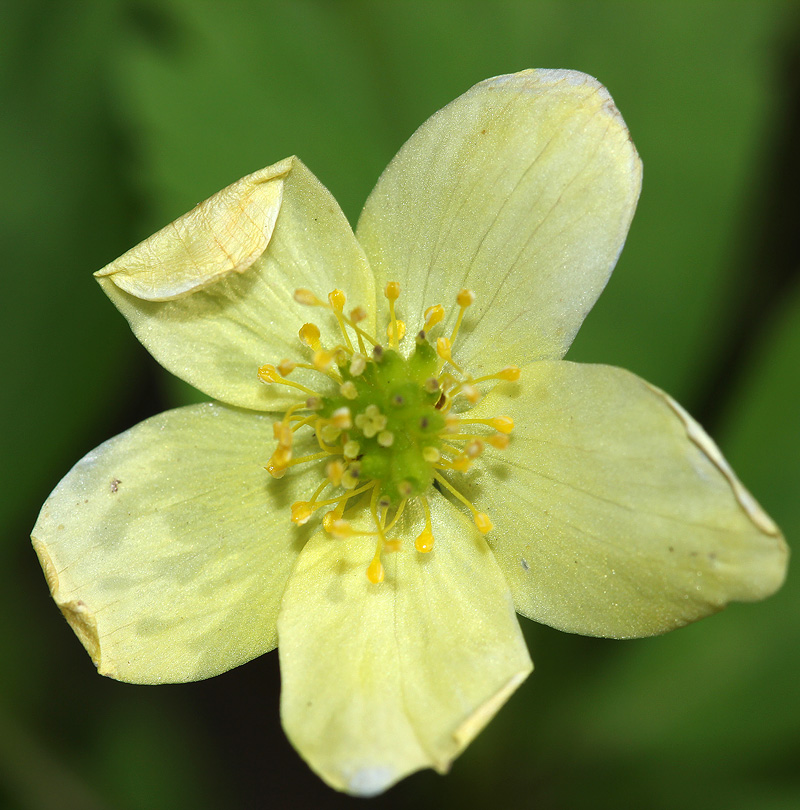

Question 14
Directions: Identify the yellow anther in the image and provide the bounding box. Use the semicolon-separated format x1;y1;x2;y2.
474;512;493;534
273;422;293;448
277;359;296;376
322;511;336;533
424;304;445;329
415;528;434;553
462;384;480;404
257;364;280;383
294;288;322;306
265;460;287;478
291;501;313;525
384;538;402;552
331;407;352;429
451;455;471;472
330;519;357;538
456;288;476;308
465;439;484;459
445;414;460;431
328;289;346;311
488;433;510;449
498;365;521;381
350;306;367;323
349;353;367;376
384;281;400;301
386;319;406;342
422;446;441;463
489;416;514;434
367;554;385;584
436;336;452;362
313;349;335;371
299;322;321;350
415;495;434;553
377;430;395;447
340;380;358;399
326;459;345;487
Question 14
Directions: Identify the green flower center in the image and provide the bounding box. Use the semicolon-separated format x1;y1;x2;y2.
258;283;518;583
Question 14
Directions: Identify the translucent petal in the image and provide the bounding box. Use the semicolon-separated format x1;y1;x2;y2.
98;158;375;411
356;69;641;368
278;496;531;796
465;361;787;638
31;403;316;683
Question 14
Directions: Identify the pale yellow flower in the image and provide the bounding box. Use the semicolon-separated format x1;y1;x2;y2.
32;70;787;796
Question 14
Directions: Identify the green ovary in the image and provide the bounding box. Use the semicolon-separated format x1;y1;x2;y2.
320;342;444;503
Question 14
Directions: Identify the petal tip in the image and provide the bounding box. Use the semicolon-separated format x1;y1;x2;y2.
345;766;398;798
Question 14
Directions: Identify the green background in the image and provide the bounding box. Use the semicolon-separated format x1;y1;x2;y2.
2;1;798;807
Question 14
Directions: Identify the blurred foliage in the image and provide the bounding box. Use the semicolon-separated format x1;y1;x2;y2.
2;0;798;808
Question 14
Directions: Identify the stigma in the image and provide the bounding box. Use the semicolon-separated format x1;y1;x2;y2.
259;282;518;583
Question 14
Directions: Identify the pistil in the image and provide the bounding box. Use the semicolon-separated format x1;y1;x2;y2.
260;283;517;581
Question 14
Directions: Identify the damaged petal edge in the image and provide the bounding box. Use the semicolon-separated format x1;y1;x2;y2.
31;536;103;669
649;384;781;537
94;156;295;302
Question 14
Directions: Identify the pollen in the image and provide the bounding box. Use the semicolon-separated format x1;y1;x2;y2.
260;286;518;582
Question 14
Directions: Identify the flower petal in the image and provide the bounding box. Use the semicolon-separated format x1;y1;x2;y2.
277;496;532;796
465;361;787;638
31;403;315;683
98;158;375;411
356;69;641;368
95;160;292;301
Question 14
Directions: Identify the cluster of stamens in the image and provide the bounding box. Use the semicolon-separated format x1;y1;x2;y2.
259;282;519;583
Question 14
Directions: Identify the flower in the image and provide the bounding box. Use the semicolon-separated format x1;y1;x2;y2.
32;69;788;796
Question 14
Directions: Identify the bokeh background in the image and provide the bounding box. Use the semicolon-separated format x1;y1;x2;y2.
2;1;799;808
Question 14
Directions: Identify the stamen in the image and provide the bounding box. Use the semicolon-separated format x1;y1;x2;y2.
328;289;346;311
488;433;510;449
277;359;296;376
433;471;493;534
291;502;313;525
299;323;322;351
331;407;352;429
327;289;354;351
366;549;385;584
258;364;319;396
386;320;406;344
326;459;345;486
424;304;445;330
415;496;434;553
436;337;463;374
455;416;514;434
384;281;401;349
294;288;323;306
449;288;475;348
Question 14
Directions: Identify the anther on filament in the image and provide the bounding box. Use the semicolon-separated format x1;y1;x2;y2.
294;288;322;306
299;323;321;350
262;285;517;583
328;289;346;311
